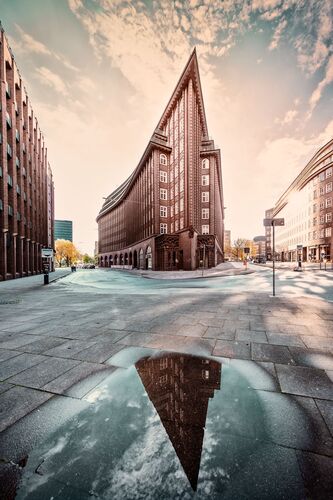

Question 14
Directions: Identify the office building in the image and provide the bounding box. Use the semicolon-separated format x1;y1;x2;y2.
54;219;73;242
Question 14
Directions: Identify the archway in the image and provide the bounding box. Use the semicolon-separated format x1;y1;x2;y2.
133;250;138;268
125;253;128;266
120;254;124;265
109;255;113;267
114;254;118;265
146;246;152;270
139;248;144;269
129;252;133;266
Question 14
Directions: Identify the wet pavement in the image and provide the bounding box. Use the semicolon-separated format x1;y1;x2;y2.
0;269;333;498
1;349;332;499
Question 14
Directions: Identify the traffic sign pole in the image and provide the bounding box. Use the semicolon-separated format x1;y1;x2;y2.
272;223;275;296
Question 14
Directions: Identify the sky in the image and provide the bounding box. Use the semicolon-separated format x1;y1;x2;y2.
0;0;332;254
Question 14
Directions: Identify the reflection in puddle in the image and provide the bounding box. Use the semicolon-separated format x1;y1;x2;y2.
136;354;221;491
13;350;306;499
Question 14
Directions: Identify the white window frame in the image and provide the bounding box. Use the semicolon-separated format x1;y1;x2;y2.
326;182;332;193
202;158;209;169
160;171;167;183
180;197;184;212
160;206;167;218
160;154;167;166
202;208;209;219
325;227;332;237
160;188;167;200
326;212;332;223
202;191;209;203
202;224;209;234
326;198;332;208
160;223;167;234
326;167;332;178
202;175;209;186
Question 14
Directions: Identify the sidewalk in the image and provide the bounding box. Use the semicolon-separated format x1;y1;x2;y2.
0;268;71;296
111;262;253;279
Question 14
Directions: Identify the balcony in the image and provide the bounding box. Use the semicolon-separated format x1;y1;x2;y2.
16;157;20;168
7;174;13;187
16;185;21;195
15;129;20;142
6;112;12;129
5;82;11;99
7;143;12;158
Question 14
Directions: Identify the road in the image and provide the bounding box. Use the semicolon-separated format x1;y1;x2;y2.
58;264;333;301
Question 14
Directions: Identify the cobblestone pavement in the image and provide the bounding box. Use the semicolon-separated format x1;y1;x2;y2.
0;270;332;498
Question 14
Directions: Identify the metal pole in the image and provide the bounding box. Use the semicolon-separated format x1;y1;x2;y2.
272;222;275;296
202;245;206;277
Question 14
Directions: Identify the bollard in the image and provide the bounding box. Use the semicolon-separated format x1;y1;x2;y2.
44;272;49;285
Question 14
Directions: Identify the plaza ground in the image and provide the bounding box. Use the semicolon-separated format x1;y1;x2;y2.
0;264;332;498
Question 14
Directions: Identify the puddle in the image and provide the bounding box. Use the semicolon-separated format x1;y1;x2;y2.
8;351;310;499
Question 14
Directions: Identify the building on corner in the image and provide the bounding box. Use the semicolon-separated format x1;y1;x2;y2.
265;138;333;262
97;49;224;271
0;23;54;280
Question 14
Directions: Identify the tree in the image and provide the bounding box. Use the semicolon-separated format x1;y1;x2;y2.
232;238;248;260
55;240;81;267
82;253;94;264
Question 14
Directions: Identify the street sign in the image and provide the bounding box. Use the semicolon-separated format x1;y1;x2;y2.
41;248;53;258
263;218;285;227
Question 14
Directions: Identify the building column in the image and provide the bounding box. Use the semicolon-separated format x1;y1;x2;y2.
31;242;35;274
25;239;30;276
11;235;17;279
0;232;7;281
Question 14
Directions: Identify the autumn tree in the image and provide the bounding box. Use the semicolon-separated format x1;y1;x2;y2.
55;240;81;267
232;238;248;260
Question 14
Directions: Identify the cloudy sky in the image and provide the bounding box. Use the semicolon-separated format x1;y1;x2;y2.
1;0;332;253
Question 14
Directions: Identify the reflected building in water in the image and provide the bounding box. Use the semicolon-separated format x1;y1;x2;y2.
136;353;221;491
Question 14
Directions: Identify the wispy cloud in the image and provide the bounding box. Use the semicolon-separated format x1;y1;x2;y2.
268;18;287;50
307;54;333;118
35;66;68;95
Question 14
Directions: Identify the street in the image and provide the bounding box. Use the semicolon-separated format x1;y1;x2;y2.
0;266;332;499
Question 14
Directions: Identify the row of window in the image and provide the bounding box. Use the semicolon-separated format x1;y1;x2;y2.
313;166;332;185
311;228;332;239
313;213;332;225
160;223;210;234
159;154;210;170
313;197;332;212
313;182;332;198
159;188;209;202
160;205;209;219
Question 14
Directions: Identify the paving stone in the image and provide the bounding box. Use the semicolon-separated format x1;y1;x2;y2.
257;391;333;456
0;334;44;350
0;386;52;432
296;451;333;499
235;329;267;343
73;342;125;363
43;340;97;359
275;364;333;400
203;327;235;340
266;333;305;347
301;336;333;352
213;340;251;359
91;330;128;343
16;337;67;354
7;357;81;389
289;346;333;371
198;317;223;327
0;382;13;395
145;334;189;351
175;324;208;337
0;353;47;381
150;324;182;335
42;362;116;398
117;332;156;347
315;399;333;436
251;343;295;364
183;337;216;356
0;349;21;362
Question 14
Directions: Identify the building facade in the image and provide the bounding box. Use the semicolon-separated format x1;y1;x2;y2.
252;235;266;262
0;24;54;280
97;50;224;271
266;138;333;262
54;219;73;242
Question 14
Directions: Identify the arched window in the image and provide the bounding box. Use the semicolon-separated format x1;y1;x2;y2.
160;154;167;166
202;158;209;169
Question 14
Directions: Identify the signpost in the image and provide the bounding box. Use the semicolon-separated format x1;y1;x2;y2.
263;218;285;296
41;248;53;285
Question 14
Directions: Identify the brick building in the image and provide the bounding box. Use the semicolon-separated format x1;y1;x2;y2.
265;138;333;262
136;353;221;490
0;24;54;280
97;49;224;270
